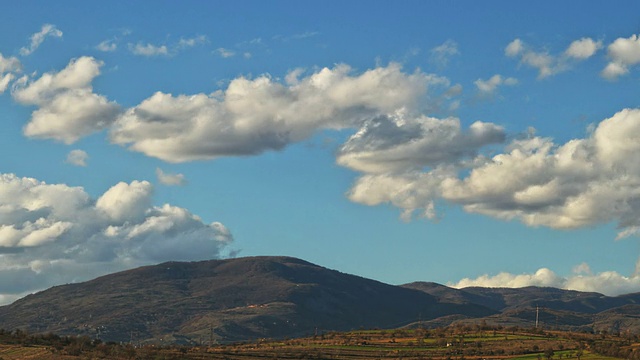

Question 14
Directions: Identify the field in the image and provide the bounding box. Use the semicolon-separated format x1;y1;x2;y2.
0;325;636;359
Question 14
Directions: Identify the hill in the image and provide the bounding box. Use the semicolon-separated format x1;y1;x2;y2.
403;282;640;332
1;257;640;344
0;256;491;343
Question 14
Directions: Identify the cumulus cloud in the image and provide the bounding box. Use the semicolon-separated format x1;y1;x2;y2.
110;63;450;162
450;264;640;296
430;40;459;68
565;38;603;59
440;108;640;234
0;173;232;305
65;149;88;167
156;168;186;186
474;74;518;95
337;111;505;174
601;34;640;80
345;107;640;237
506;37;601;78
20;24;63;56
12;56;120;143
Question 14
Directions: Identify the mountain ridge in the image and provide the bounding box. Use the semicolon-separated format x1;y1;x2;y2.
0;256;639;343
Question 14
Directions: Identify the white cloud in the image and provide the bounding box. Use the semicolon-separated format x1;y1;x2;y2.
450;263;640;296
474;74;518;95
601;34;640;80
12;56;120;143
110;63;444;162
128;36;207;57
602;62;628;79
20;24;63;56
156;168;186;186
337;112;505;174
0;53;21;74
346;107;640;236
0;73;14;94
506;37;601;78
0;173;232;305
430;40;459;68
0;53;22;94
65;149;88;167
96;39;117;52
573;262;592;275
440;109;640;232
177;35;207;49
505;39;524;57
215;47;236;58
128;42;169;57
565;38;602;59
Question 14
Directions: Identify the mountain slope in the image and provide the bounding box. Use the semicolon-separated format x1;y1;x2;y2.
404;281;640;332
0;256;492;343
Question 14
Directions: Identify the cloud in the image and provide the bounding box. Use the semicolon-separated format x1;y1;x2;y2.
440;108;640;234
344;107;640;237
177;35;208;49
0;173;232;304
0;73;14;94
96;39;117;52
273;31;320;42
65;149;88;167
214;47;236;58
110;63;446;162
573;262;592;275
20;24;63;56
0;53;22;94
156;168;186;186
0;53;21;74
128;42;169;57
601;34;640;80
565;38;603;59
474;74;518;95
430;40;459;68
506;37;601;78
128;36;207;57
450;263;640;296
12;56;120;143
505;39;524;57
337;112;505;174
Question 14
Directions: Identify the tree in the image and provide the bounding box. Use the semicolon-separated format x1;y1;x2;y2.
545;347;555;360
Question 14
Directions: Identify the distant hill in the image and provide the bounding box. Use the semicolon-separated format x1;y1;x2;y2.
1;257;639;344
403;282;640;332
0;256;491;343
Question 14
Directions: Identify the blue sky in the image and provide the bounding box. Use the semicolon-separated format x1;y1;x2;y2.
1;1;640;304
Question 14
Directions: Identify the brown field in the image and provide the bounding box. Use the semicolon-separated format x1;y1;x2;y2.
0;325;636;359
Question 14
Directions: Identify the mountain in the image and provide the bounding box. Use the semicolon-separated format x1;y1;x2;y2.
0;256;491;343
403;282;640;332
1;257;639;344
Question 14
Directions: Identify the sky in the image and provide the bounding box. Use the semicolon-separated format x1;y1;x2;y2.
1;1;640;305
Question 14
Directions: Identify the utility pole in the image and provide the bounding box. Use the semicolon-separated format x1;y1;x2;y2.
535;305;539;329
